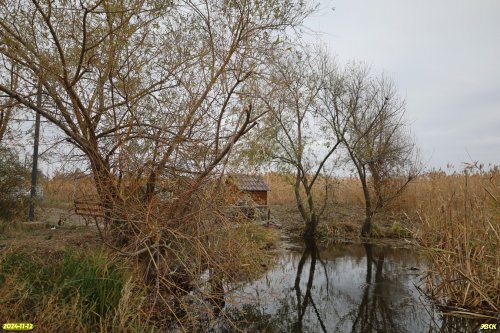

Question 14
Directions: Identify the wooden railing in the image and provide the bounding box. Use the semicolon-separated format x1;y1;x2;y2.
74;198;104;218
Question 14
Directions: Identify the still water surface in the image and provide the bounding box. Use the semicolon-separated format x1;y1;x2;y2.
217;240;482;333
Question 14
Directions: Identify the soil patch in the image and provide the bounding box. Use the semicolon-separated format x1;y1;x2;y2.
0;207;102;256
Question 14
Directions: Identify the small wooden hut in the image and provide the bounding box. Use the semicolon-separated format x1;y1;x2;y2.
226;174;270;220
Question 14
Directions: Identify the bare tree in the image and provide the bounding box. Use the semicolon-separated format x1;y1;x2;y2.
249;47;344;238
0;0;316;326
0;0;314;231
321;63;419;237
0;62;18;143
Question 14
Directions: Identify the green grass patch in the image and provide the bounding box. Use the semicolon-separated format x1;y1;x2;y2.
0;249;153;332
239;223;280;250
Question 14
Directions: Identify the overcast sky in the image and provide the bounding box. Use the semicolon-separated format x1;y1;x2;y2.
304;0;500;170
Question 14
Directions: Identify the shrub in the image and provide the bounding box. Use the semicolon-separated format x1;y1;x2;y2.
0;145;30;220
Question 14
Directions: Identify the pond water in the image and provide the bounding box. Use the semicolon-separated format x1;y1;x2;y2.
215;240;484;333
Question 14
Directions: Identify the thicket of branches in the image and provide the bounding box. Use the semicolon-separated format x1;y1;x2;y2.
0;0;316;328
241;48;419;237
0;1;422;329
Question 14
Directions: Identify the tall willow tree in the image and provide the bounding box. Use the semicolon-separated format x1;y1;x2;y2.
0;1;317;326
0;0;315;236
245;47;346;238
320;63;420;237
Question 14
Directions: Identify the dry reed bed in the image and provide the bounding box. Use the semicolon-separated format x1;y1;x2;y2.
20;174;279;330
265;170;500;316
265;172;364;206
42;172;96;205
42;170;500;317
411;169;500;317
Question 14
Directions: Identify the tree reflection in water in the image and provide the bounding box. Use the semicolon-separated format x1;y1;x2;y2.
349;243;401;333
218;238;328;333
293;237;327;332
217;240;488;333
292;239;405;333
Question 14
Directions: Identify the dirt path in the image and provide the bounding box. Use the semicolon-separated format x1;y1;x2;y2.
0;206;102;255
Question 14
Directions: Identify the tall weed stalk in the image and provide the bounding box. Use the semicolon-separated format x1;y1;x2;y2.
415;166;500;317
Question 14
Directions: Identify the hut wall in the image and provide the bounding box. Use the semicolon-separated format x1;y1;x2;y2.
250;191;268;206
226;183;240;205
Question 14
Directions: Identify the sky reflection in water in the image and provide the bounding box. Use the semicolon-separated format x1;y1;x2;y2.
219;240;482;333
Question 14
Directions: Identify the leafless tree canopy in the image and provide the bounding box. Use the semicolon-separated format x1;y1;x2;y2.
320;62;420;236
0;0;314;219
244;47;345;237
0;0;317;327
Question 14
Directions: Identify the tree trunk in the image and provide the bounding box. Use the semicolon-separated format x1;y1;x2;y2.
369;162;384;209
360;172;373;237
294;172;320;238
87;153;128;244
361;215;373;237
363;243;373;283
303;214;319;239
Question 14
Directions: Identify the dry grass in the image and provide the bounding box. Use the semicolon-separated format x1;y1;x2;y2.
265;172;363;207
265;172;394;238
0;249;154;333
37;169;499;318
408;167;500;317
42;173;96;206
0;218;277;332
1;173;281;331
265;168;500;316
